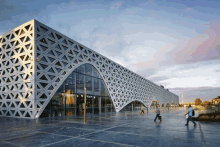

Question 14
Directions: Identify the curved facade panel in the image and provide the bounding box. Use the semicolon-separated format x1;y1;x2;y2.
0;19;179;119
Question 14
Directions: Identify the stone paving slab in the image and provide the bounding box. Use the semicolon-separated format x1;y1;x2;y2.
0;107;220;147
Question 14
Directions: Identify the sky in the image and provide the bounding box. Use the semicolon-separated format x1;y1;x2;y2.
0;0;220;102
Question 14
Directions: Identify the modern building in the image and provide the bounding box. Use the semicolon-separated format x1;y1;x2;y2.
0;19;179;119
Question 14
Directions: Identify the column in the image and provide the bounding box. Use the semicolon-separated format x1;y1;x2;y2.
132;103;133;112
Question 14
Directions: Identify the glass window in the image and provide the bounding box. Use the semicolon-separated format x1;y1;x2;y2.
93;67;100;78
101;97;106;113
85;64;93;76
93;96;99;114
40;63;114;117
65;90;75;116
77;64;85;74
51;92;65;117
106;97;113;112
66;73;73;84
86;96;93;114
40;101;51;117
94;78;99;92
76;73;84;90
65;72;75;93
86;76;92;91
101;80;106;96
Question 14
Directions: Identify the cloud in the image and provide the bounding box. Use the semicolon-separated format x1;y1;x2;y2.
185;7;191;12
0;0;14;21
110;1;123;9
163;21;220;65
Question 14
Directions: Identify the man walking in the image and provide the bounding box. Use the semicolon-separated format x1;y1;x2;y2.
154;106;162;122
140;105;145;115
185;105;197;126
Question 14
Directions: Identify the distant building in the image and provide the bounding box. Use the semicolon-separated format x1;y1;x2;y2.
212;98;220;105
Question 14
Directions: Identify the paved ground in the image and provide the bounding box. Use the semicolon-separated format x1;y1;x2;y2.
0;107;220;147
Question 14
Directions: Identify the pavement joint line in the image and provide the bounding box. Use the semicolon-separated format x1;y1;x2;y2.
1;140;25;147
41;125;121;147
42;128;141;147
71;137;142;147
42;135;140;147
37;130;90;138
1;131;41;142
0;108;213;147
103;130;202;142
40;123;122;139
41;137;78;147
40;125;105;132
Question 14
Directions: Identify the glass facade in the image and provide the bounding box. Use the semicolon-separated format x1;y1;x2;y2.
151;100;159;109
120;101;143;112
40;63;115;117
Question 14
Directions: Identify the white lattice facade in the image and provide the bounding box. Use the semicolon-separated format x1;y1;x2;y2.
0;19;179;119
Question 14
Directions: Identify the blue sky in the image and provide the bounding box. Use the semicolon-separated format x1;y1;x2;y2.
1;0;220;102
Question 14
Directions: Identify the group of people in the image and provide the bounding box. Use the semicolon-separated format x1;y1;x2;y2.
140;104;197;126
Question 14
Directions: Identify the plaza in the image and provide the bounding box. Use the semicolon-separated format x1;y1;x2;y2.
0;107;219;147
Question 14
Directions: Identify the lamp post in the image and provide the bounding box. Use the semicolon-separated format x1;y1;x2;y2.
84;87;86;123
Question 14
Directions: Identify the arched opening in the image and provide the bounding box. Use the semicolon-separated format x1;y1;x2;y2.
151;100;160;109
166;103;170;108
171;101;174;108
40;63;115;118
120;101;145;112
161;103;164;108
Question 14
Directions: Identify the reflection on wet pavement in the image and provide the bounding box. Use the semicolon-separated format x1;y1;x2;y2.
0;107;220;147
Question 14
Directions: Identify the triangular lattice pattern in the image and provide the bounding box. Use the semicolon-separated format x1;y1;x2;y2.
34;20;179;118
0;19;179;119
0;20;35;118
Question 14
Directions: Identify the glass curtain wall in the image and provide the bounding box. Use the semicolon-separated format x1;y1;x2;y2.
40;63;115;117
120;101;143;112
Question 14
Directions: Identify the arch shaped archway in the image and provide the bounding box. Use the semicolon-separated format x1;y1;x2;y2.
150;100;160;109
149;97;161;108
171;101;174;107
166;102;170;108
39;62;114;118
118;100;148;112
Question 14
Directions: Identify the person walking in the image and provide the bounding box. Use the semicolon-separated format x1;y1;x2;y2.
140;105;145;115
185;105;197;126
154;106;162;122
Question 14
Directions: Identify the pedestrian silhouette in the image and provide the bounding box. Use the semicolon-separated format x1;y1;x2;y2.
154;106;162;122
185;105;197;126
140;105;145;115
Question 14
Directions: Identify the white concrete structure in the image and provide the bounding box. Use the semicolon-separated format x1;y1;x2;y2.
0;19;179;119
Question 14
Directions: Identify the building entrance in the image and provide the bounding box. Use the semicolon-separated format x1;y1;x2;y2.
40;63;115;118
